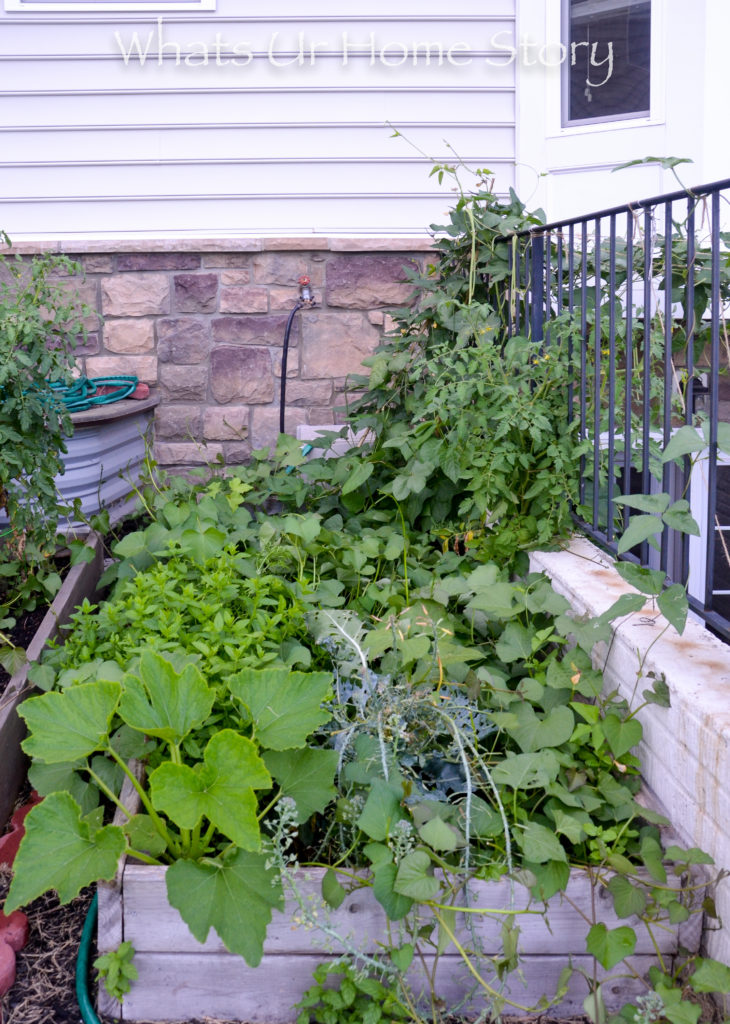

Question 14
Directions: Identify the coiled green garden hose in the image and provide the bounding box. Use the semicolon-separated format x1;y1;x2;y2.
76;891;102;1024
49;375;138;413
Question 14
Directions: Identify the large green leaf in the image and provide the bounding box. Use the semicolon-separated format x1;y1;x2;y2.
657;584;688;634
263;747;337;823
689;958;730;994
165;850;283;966
227;667;332;750
5;793;125;911
491;750;560;790
508;703;575;753
617;515;662;555
661;426;705;463
119;651;214;746
586;923;636;969
607;875;647;918
357;779;407;841
372;860;414;920
20;680;121;764
394;849;440;900
602;714;642;758
516;822;567;864
150;730;270;850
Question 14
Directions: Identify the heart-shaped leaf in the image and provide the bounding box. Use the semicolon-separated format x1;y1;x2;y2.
586;923;636;969
263;747;337;822
602;714;642;757
166;850;283;966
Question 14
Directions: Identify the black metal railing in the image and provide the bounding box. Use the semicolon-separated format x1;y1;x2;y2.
502;177;730;639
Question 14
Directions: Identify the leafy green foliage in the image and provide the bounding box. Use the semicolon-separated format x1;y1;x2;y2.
296;960;410;1024
94;941;139;1002
0;247;93;668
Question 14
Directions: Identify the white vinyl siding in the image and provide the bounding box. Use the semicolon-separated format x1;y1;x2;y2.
0;2;517;239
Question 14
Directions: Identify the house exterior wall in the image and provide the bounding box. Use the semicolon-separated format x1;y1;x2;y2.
6;237;432;466
515;0;722;221
0;0;517;240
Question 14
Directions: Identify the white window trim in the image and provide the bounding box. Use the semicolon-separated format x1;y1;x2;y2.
4;0;215;11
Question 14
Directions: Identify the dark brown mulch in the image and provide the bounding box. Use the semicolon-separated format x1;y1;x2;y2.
0;607;48;695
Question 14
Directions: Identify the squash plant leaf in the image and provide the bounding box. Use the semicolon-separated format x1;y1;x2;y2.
586;923;636;969
263;747;338;823
150;730;270;850
689;958;730;994
165;850;283;967
357;779;407;841
227;668;333;750
119;651;214;746
5;793;125;911
20;680;121;763
491;750;560;790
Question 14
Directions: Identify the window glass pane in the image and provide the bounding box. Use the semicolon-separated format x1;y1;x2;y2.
566;0;650;124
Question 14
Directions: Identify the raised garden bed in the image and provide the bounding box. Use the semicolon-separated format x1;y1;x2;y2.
98;858;701;1022
0;531;104;828
97;778;703;1023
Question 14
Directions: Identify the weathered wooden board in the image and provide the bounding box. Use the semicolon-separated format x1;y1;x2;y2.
104;855;700;1022
121;864;685;957
121;950;656;1022
0;531;104;828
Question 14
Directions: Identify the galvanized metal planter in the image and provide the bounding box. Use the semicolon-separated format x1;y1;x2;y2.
57;395;159;527
0;531;105;827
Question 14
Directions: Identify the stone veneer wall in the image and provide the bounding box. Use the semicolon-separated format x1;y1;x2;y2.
10;238;433;468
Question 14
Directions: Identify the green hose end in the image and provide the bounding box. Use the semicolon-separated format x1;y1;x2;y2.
76;891;102;1024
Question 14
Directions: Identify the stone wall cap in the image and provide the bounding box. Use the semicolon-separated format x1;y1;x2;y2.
4;236;436;256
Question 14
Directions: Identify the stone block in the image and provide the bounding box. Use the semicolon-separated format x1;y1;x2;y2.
223;440;252;464
202;253;256;268
220;287;268;314
155;442;223;466
82;255;114;273
85;354;158;384
250;405;307;450
59;278;101;331
210;346;274;405
159;364;208;401
102;273;170;317
280;380;333;406
326;255;417;308
269;287;301;311
104;318;155;354
253;253;309;286
173;273;219;313
301;313;380;379
221;270;251;285
74;332;101;357
212;315;298;348
118;253;200;271
273;346;299;378
154;405;202;441
203;406;249;441
157;318;210;364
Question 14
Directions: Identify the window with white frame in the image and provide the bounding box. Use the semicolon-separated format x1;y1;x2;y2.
563;0;651;126
4;0;214;11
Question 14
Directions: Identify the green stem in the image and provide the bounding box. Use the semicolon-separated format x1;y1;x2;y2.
126;847;165;867
257;790;281;822
105;746;182;859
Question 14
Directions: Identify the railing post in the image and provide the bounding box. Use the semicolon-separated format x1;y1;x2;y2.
530;232;545;344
